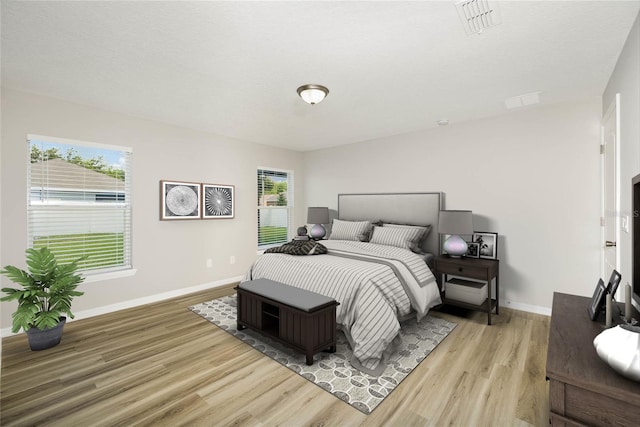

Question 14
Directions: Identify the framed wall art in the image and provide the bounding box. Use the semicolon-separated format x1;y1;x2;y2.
202;183;235;219
473;231;498;259
160;180;201;220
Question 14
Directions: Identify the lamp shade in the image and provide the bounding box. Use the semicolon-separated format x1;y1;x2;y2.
438;210;473;235
297;84;329;105
307;207;330;224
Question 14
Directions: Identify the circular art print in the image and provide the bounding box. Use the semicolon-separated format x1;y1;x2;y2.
161;181;200;219
203;184;234;218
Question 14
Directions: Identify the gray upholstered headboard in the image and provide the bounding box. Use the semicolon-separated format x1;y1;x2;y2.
337;192;442;255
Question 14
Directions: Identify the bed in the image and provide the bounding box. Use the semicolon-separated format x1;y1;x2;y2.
243;192;443;376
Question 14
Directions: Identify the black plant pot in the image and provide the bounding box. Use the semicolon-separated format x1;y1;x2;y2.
26;317;66;351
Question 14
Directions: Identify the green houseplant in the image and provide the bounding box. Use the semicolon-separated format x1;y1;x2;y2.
1;247;86;350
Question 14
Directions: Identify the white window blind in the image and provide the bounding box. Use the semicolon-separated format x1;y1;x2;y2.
257;168;294;248
27;135;133;275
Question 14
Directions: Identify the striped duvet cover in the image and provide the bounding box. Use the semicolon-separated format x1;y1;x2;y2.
243;240;442;376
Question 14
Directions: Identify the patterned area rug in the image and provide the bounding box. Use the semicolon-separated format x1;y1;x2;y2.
190;295;456;414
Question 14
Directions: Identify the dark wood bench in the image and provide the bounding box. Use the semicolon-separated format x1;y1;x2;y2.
235;279;339;365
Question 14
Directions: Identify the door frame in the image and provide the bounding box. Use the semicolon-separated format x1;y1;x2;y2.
601;93;621;278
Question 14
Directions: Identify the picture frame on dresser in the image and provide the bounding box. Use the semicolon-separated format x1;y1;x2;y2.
588;278;607;321
473;232;498;259
605;269;622;298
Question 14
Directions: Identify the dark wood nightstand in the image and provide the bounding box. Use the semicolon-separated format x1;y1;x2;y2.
433;255;500;325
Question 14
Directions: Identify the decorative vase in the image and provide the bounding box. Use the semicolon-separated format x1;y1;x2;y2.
443;234;468;257
26;317;66;351
310;224;326;240
593;324;640;381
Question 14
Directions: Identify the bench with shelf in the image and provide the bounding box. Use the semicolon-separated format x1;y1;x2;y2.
235;279;339;365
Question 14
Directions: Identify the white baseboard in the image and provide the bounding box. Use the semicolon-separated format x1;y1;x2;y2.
503;299;551;316
1;275;243;338
2;278;552;338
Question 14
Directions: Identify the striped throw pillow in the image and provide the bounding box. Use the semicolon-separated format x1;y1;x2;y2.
382;223;431;252
369;225;424;251
329;219;372;241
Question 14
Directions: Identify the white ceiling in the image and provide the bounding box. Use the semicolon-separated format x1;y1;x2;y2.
2;1;639;152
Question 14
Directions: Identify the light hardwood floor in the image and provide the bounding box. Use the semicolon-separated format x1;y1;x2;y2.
1;283;550;426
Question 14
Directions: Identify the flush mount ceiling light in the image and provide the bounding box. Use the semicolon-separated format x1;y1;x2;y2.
297;84;329;105
455;0;502;35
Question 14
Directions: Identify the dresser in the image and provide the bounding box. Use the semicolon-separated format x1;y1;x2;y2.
546;292;640;426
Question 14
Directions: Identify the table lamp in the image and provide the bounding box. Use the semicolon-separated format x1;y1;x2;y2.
438;210;473;257
307;207;330;240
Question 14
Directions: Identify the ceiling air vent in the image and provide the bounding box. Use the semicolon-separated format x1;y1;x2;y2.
504;92;541;110
455;0;502;35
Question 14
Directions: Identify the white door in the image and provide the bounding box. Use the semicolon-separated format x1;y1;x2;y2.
602;94;620;297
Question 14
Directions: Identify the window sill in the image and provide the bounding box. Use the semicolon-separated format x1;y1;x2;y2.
82;268;137;284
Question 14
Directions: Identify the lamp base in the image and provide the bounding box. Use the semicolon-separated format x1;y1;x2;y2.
443;235;468;257
310;224;326;240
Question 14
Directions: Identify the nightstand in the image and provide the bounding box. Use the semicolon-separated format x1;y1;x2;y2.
433;255;500;325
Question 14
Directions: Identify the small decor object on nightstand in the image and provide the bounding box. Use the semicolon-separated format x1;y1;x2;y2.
295;225;310;241
308;207;329;240
438;210;473;257
473;231;498;259
466;242;480;258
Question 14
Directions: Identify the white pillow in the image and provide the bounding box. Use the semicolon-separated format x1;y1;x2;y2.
369;225;425;250
329;219;372;241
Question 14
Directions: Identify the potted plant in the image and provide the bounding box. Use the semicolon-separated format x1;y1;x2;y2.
1;247;86;350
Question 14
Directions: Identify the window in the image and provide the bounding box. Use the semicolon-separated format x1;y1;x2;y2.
257;168;294;248
27;135;133;275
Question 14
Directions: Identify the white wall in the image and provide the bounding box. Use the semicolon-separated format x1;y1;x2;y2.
603;13;640;302
0;88;305;330
303;100;603;312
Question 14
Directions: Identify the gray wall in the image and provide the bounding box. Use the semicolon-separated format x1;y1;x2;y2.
303;99;603;312
1;88;305;329
603;13;640;301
